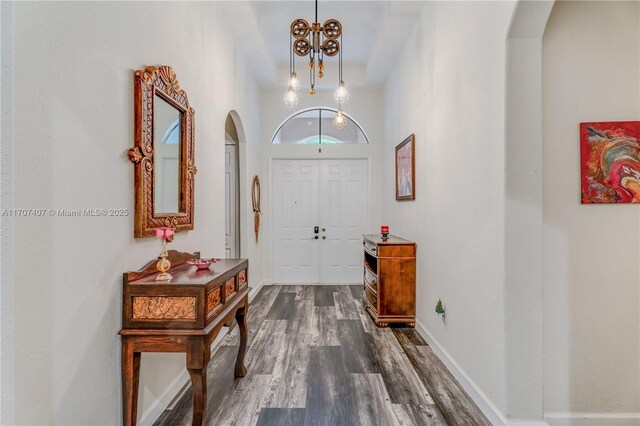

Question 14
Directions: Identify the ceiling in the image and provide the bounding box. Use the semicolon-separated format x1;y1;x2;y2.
218;1;425;90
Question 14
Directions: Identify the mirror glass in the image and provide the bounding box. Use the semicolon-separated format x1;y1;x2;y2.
153;94;182;214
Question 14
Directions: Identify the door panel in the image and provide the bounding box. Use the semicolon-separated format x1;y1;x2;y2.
272;160;320;283
225;143;239;258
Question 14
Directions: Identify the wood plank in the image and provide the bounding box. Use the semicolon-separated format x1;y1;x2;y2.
337;320;377;373
334;286;359;320
267;291;297;320
294;285;315;301
391;403;448;426
369;327;435;406
222;284;280;347
285;297;315;336
304;346;358;426
309;306;340;346
313;285;335;306
349;284;363;300
260;335;310;408
256;408;306;426
153;346;239;426
245;319;288;375
393;334;491;426
352;373;401;426
393;327;427;346
355;298;376;334
208;373;272;426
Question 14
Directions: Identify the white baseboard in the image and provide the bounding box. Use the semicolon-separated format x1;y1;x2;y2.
139;279;269;426
415;320;549;426
272;282;360;286
545;413;640;426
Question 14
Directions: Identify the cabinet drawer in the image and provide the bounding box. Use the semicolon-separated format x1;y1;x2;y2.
363;240;378;257
364;286;377;310
224;276;237;301
364;268;377;293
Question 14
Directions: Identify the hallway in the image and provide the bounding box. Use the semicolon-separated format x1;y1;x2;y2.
155;285;489;426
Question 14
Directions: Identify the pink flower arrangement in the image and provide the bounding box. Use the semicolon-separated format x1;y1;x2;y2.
154;227;175;240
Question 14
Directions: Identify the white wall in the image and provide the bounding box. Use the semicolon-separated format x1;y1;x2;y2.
381;1;518;421
260;88;383;282
543;0;640;418
1;2;263;424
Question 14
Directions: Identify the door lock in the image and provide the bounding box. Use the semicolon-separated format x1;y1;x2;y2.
314;226;319;234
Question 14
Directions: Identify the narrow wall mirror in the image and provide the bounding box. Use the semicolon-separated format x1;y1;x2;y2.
153;94;182;214
128;66;196;237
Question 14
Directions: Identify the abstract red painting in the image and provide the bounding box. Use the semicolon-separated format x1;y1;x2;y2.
580;121;640;204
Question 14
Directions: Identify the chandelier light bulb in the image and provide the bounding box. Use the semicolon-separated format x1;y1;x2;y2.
334;81;350;104
333;108;347;129
283;90;298;108
288;72;299;92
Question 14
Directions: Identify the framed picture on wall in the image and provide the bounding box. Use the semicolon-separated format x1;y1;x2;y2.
395;134;415;201
580;121;640;204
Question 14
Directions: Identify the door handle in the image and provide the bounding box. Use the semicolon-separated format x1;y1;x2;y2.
322;235;326;240
311;235;319;240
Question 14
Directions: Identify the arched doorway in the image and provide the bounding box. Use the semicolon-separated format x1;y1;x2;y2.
225;113;240;258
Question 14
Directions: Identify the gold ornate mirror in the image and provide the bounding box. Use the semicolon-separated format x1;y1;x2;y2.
128;66;197;237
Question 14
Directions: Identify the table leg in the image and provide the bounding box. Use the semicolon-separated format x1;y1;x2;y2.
122;338;141;426
187;338;210;426
234;303;248;378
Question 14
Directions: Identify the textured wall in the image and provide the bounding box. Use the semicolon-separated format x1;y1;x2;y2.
543;0;640;416
3;2;263;424
381;1;516;420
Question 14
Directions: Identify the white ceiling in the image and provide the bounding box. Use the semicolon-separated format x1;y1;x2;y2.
218;1;425;90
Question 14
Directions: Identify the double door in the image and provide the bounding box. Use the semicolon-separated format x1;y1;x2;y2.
272;159;369;284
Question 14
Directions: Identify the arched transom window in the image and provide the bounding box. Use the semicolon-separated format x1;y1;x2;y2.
271;107;369;145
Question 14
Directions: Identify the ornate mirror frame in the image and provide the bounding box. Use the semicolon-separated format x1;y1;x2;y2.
128;66;197;237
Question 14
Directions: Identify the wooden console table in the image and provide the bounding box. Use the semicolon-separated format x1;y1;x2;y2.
119;251;250;426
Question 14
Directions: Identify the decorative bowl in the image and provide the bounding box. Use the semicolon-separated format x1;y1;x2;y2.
187;258;217;270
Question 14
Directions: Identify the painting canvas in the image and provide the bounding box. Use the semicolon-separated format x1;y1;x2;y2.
396;134;415;201
581;121;640;204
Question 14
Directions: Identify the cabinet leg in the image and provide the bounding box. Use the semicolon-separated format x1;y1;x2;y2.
234;304;248;378
187;338;210;426
122;339;141;426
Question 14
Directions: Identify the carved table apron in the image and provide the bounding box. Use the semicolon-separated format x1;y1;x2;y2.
119;253;250;426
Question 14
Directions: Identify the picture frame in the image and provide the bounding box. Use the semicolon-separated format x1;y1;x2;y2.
395;134;415;201
580;121;640;204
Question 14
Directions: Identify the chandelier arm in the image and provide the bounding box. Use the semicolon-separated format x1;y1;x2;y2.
339;33;343;82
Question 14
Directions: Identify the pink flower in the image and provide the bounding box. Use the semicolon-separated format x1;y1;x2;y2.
155;227;175;239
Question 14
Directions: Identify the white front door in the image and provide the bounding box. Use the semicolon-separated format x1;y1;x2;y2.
225;142;239;258
272;160;320;283
272;159;369;284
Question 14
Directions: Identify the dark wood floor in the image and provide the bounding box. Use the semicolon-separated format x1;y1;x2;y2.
154;285;490;426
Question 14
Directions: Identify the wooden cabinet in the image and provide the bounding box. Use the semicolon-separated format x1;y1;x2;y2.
362;234;416;327
119;251;250;426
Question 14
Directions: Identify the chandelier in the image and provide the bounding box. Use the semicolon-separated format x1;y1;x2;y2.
284;0;349;128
